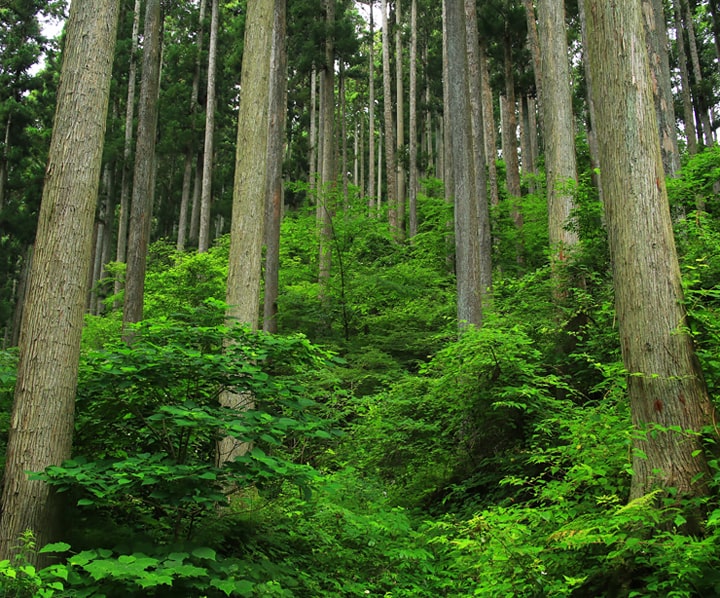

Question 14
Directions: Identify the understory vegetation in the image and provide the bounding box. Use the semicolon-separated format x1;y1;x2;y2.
3;147;720;596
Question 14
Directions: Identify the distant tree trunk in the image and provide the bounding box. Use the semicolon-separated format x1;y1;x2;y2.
318;0;335;294
673;0;698;155
123;0;162;329
395;0;405;240
445;0;482;327
368;5;376;214
682;0;713;146
522;0;544;133
441;2;453;202
382;0;397;227
309;65;318;192
10;246;33;348
198;0;219;253
189;152;203;241
643;0;680;176
340;64;349;205
177;0;207;251
115;0;141;299
479;38;499;207
221;0;275;466
408;0;418;238
0;0;119;561
464;0;492;297
584;0;718;503
263;0;287;334
502;35;522;204
537;0;578;257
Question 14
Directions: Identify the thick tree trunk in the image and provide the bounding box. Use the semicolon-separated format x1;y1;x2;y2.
198;0;219;253
584;0;717;503
123;0;163;328
445;0;482;327
0;0;119;561
537;0;578;256
221;0;275;466
263;0;287;334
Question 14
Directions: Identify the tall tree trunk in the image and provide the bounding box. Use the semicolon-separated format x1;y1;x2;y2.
177;0;208;252
682;0;713;146
382;0;397;225
309;64;318;192
221;0;275;466
340;63;349;206
445;0;482;327
673;0;698;155
537;0;578;257
395;0;405;240
522;0;544;133
465;0;492;297
0;0;119;561
368;4;376;214
643;0;680;175
408;0;418;238
584;0;718;504
263;0;287;334
123;0;163;329
198;0;219;253
318;0;335;294
479;38;499;207
502;35;522;204
115;0;141;300
441;2;453;202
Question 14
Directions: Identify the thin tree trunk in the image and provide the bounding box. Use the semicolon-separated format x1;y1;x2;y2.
115;0;141;300
198;0;219;253
673;0;698;155
177;0;208;251
585;0;718;505
263;0;287;334
123;0;162;329
309;65;318;192
643;0;680;175
465;0;492;297
522;0;544;133
408;0;419;238
683;0;713;146
382;0;397;228
395;0;405;240
368;4;376;213
0;0;119;561
479;38;499;207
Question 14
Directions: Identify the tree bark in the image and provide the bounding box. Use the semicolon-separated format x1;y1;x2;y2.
408;0;418;238
221;0;275;466
198;0;219;253
0;0;119;561
445;0;483;327
382;0;397;226
537;0;578;256
263;0;287;334
395;0;405;240
673;0;698;155
368;4;376;214
643;0;680;176
123;0;163;329
682;0;714;146
584;0;717;502
479;38;499;207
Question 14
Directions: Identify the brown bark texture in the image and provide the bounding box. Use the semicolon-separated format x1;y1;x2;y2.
0;0;119;560
584;0;717;500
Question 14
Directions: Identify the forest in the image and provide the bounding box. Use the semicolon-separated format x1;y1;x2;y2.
2;0;720;595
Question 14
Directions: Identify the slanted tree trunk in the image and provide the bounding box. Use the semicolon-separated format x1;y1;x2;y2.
198;0;219;253
221;0;276;466
584;0;718;504
123;0;163;329
0;0;119;561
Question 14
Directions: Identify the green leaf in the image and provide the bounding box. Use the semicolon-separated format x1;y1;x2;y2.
39;542;71;554
191;547;216;560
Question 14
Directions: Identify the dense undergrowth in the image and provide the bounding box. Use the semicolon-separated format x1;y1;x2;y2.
3;147;720;596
